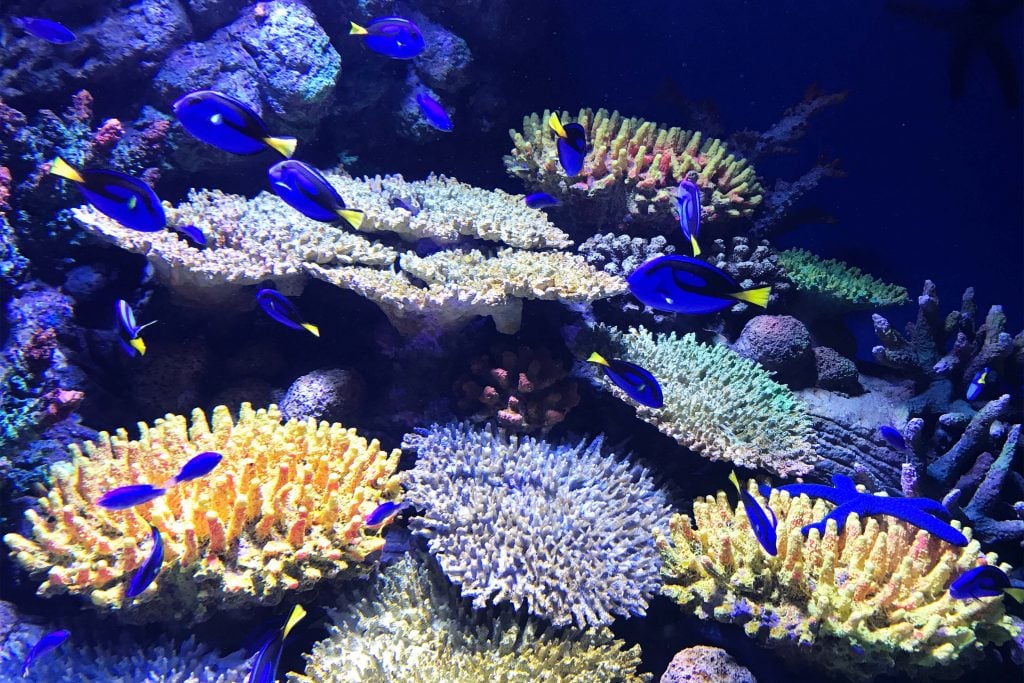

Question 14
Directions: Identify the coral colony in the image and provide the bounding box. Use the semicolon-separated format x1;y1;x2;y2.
0;2;1021;683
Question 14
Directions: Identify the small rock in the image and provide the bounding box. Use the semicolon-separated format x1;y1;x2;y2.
660;645;756;683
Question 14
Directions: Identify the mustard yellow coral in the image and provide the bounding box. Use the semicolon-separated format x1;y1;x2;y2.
656;482;1021;681
3;404;402;624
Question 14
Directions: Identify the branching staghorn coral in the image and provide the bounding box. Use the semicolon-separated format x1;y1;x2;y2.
778;248;909;313
401;422;670;628
657;481;1021;681
3;403;403;624
289;554;650;683
594;326;817;477
506;108;763;230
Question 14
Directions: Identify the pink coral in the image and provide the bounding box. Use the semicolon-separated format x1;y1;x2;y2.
90;119;126;156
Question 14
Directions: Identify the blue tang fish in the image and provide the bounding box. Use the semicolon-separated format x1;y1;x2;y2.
587;352;664;409
548;114;587;176
21;629;70;676
730;471;778;555
676;179;702;256
175;224;207;248
524;192;561;209
116;299;156;357
256;289;320;337
267;160;365;229
247;604;306;683
879;425;907;450
416;92;453;132
365;501;410;528
126;525;164;598
628;255;771;314
50;158;166;233
96;484;166;510
173;91;297;158
11;17;75;44
170;451;223;485
949;565;1024;602
966;367;989;401
349;17;425;59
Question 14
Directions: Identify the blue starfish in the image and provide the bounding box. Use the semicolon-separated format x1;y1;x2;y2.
774;474;968;547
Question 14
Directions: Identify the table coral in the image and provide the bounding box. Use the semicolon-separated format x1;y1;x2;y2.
3;403;403;624
656;481;1021;681
777;248;909;314
289;554;651;683
401;422;670;628
595;326;817;477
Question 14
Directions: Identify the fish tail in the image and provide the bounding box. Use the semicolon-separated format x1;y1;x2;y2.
729;469;741;493
548;113;567;139
690;234;701;256
50;157;83;183
263;136;297;158
349;21;368;35
586;352;609;366
301;322;320;338
129;337;147;356
283;604;307;637
337;208;365;230
1005;587;1024;603
730;286;771;308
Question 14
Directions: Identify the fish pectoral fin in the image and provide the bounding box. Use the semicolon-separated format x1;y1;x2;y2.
264;136;298;158
729;286;771;308
50;157;84;183
337;208;365;230
301;322;320;337
548;113;568;139
349;21;368;35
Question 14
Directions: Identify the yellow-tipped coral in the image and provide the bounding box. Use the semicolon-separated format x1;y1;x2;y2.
3;404;403;624
656;481;1021;681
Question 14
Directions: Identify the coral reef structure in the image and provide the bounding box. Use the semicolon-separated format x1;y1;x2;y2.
4;404;402;624
732;315;816;389
777;248;909;314
279;368;367;424
659;646;756;683
401;422;670;628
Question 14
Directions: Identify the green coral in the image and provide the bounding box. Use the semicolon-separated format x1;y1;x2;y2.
289;554;650;683
778;248;909;311
595;326;817;477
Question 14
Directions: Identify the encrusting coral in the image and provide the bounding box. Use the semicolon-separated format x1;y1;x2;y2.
595;326;817;477
777;248;909;313
3;403;403;624
289;554;650;683
401;422;670;628
657;480;1021;681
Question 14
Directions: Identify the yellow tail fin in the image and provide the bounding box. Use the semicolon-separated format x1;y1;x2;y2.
1005;587;1024;603
690;234;701;256
301;323;320;338
548;113;567;139
730;286;771;308
349;21;368;35
129;337;147;356
283;604;306;638
586;352;609;367
263;136;297;158
50;157;84;183
338;209;365;230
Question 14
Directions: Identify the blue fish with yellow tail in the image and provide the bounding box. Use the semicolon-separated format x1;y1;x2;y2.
730;471;778;555
548;113;587;176
365;501;410;528
50;158;166;233
10;17;75;44
267;160;365;228
966;366;989;401
168;451;223;485
126;525;164;598
879;424;907;450
587;352;664;408
256;289;320;337
349;17;424;59
416;92;453;132
173;91;297;158
116;299;156;357
175;224;207;248
96;483;166;510
524;192;560;209
21;629;70;676
247;604;306;683
950;565;1024;602
676;179;702;256
628;255;771;314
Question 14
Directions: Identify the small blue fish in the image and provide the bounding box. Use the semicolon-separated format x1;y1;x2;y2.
267;160;365;228
21;629;70;676
256;289;320;337
365;501;410;528
949;565;1024;602
116;299;156;357
966;367;989;401
349;17;425;59
96;484;166;510
548;114;587;176
416;92;453;132
628;255;771;314
175;224;207;249
11;17;75;44
247;604;306;683
51;158;166;233
524;192;561;209
879;425;907;450
587;352;664;409
171;451;223;485
676;179;702;256
173;91;296;158
730;471;778;555
126;525;164;598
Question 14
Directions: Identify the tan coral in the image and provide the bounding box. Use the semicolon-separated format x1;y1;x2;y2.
3;404;402;624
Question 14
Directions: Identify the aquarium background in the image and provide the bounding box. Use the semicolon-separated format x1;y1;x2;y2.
0;0;1021;682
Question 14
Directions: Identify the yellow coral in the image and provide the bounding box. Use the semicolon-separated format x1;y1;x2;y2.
3;404;402;624
657;482;1021;681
